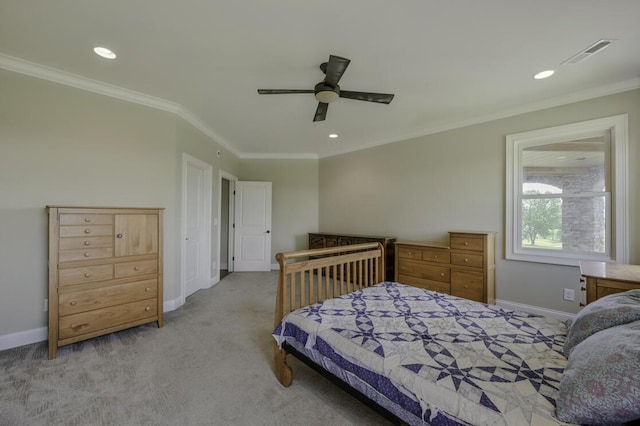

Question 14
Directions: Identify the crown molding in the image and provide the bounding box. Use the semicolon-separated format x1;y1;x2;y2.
0;53;181;113
175;107;240;158
239;152;318;160
3;53;638;162
0;53;241;157
318;77;640;159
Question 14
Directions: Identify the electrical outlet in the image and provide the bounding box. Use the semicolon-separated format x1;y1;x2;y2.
44;299;48;311
563;288;575;301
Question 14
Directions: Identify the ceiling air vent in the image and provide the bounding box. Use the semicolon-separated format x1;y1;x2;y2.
562;39;614;65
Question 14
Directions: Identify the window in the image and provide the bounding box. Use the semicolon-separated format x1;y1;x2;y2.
506;115;628;266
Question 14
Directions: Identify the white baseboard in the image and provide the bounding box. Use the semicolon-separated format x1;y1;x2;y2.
0;327;47;352
163;297;181;313
496;299;574;322
209;275;220;287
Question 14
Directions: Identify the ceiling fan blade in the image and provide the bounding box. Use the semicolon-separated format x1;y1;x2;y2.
324;55;351;87
257;89;315;94
313;102;328;122
339;91;394;104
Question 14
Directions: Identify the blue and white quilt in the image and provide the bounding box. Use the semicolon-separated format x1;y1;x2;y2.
273;282;572;426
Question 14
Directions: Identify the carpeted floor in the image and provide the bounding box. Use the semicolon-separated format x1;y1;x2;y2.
0;271;390;426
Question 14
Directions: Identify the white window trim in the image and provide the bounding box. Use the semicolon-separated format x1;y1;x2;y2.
506;114;629;266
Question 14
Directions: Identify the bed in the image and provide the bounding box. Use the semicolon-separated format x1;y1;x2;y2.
272;243;640;426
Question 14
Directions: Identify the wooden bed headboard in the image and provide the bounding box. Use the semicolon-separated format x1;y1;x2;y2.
274;242;385;328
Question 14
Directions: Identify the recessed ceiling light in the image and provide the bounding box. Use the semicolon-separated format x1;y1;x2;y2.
93;47;116;59
329;133;338;139
534;70;555;80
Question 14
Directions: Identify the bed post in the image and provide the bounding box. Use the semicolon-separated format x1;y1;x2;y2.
273;243;384;387
274;252;293;386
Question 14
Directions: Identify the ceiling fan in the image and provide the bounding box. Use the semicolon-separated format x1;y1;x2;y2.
257;55;394;122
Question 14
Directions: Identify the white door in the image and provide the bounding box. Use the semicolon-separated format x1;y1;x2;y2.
233;181;272;271
182;154;212;300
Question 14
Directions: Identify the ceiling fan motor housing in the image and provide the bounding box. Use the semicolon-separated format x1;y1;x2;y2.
314;82;340;103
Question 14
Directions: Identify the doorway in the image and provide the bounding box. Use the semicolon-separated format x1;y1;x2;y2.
220;177;230;279
217;170;237;280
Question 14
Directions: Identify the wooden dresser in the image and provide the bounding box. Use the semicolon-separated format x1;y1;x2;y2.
579;260;640;305
395;231;496;304
47;206;164;359
309;232;396;281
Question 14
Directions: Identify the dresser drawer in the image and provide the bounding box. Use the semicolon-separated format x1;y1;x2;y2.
59;236;113;250
59;214;114;226
59;279;158;316
451;270;484;302
115;259;158;278
309;235;326;248
397;274;450;294
58;247;113;263
594;278;640;300
451;253;483;268
421;250;450;264
397;246;422;260
397;260;449;283
60;225;113;238
450;236;483;251
58;298;158;340
59;264;114;286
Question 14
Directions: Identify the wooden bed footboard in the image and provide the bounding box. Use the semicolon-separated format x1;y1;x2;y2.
273;242;385;386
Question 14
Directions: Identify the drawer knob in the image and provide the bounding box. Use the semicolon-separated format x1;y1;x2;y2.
440;272;445;277
464;242;469;246
84;252;91;257
70;300;77;306
84;241;91;246
407;251;412;255
84;229;91;234
70;323;88;329
434;254;438;258
117;233;123;238
464;258;469;263
134;266;140;271
145;306;151;312
84;217;91;223
145;287;151;292
84;273;91;278
464;285;469;289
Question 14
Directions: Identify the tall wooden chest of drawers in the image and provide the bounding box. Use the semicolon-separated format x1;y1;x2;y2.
47;206;164;359
395;231;496;304
308;232;396;281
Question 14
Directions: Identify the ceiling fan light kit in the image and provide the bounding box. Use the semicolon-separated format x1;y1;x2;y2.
314;84;339;103
258;54;394;122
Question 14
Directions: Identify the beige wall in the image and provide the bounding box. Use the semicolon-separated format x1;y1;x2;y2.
0;69;178;334
239;159;319;257
319;89;639;314
0;68;314;340
1;62;635;342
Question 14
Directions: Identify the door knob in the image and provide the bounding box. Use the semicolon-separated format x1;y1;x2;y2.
265;230;270;233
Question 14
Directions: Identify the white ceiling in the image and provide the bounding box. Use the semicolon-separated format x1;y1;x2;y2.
1;0;639;159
